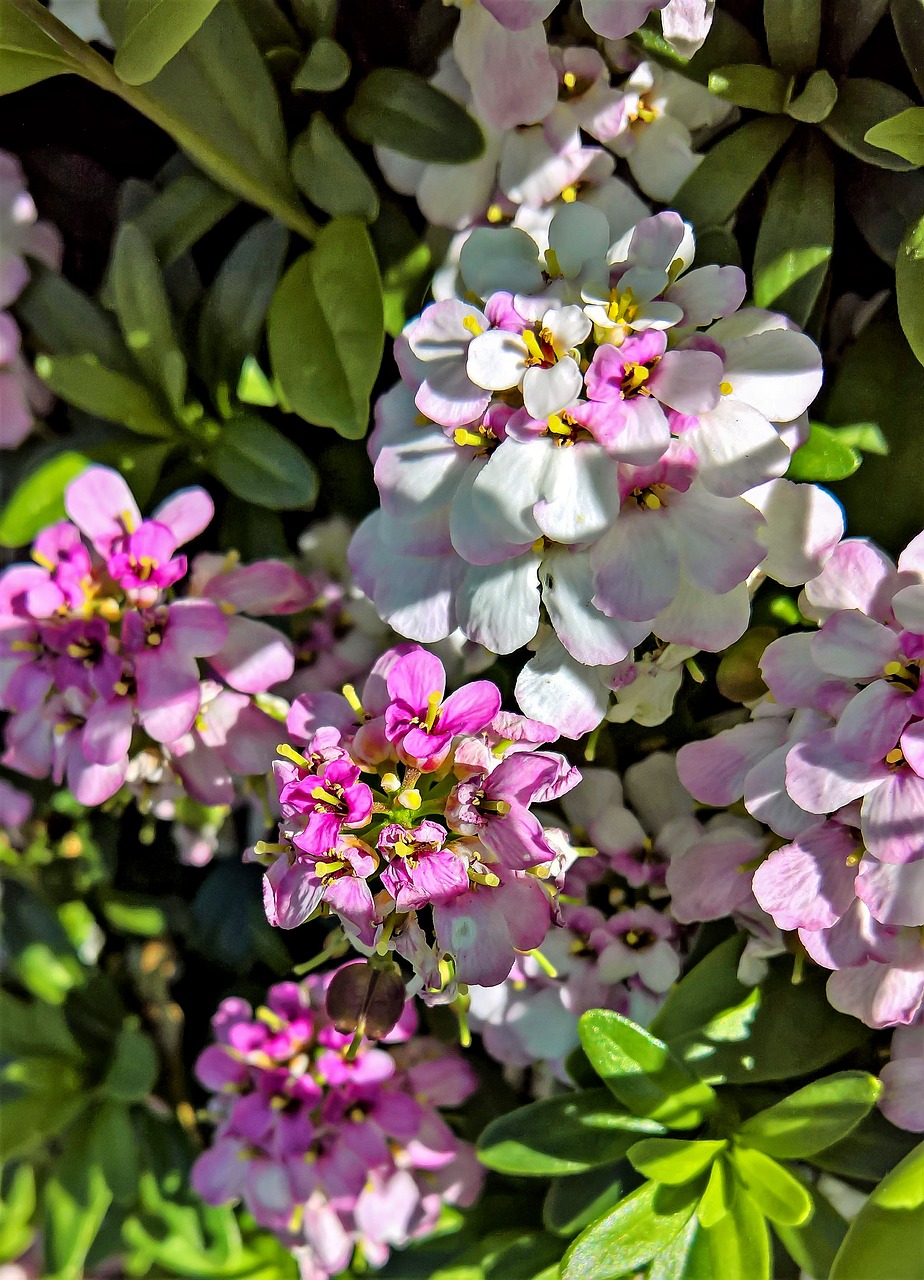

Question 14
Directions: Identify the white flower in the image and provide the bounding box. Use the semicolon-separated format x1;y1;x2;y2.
466;304;590;418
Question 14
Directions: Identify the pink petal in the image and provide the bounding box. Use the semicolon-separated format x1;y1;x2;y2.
64;465;140;555
676;719;788;807
785;730;889;814
437;679;502;736
834;680;913;763
861;768;924;865
151;486;214;546
752;821;857;931
811;611;901;678
386;648;446;712
209;616;294;694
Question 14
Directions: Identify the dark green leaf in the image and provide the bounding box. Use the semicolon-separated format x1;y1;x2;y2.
88;1102;141;1203
786;68;838;122
753;133;834;324
673;117;795;228
763;0;820;70
830;1142;924;1280
0;0;77;93
563;1179;703;1280
865;107;924;165
897;213;924;367
579;1010;716;1128
683;10;764;84
848;165;924;265
785;422;860;481
628;1139;726;1186
774;1187;848;1274
738;1072;882;1158
821;0;889;68
348;68;485;164
383;240;433;337
1;880;86;1003
35;354;176;437
822;78;918;169
292;115;380;221
196;217;288;411
109;222;187;413
18;269;135;373
806;1107;921;1182
293;35;350;91
43;1119;113;1280
893;0;924;97
0;990;80;1060
114;0;222;83
707;64;789;112
0;1060;86;1161
0;1164;36;1262
543;1162;627;1237
268;217;384;438
128;173;236;264
205;413;319;509
103;1026;159;1102
477;1088;664;1177
0;452;89;548
728;1146;813;1224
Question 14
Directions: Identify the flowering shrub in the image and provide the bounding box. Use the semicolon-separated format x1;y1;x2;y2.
1;1;923;1279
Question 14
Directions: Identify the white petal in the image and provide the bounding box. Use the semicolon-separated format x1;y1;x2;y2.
532;440;621;544
722;328;823;422
470;437;548;544
467;329;529;391
522;356;583;418
654;580;751;650
892;585;924;633
457;554;542;653
687;398;791;498
547;304;592;352
748;478;845;587
541;548;649;665
627;115;701;203
515;631;611;738
450;454;535;564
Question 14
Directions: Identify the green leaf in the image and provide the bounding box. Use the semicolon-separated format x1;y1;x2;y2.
696;1184;771;1280
88;1101;141;1203
897;213;924;368
738;1072;882;1158
785;422;860;481
128;173;237;264
0;452;89;548
205;413;319;509
648;1217;700;1280
697;1158;731;1229
43;1120;113;1280
103;1026;159;1102
477;1088;664;1177
651;934;749;1044
821;0;889;68
292;115;380;221
0;1060;86;1161
830;1142;924;1280
348;67;485;164
673;117;794;229
543;1162;626;1237
774;1186;848;1276
683;10;764;84
562;1179;703;1280
18;268;135;373
196;217;288;411
114;0;221;83
628;1139;727;1186
822;79;918;170
0;990;81;1060
383;239;432;337
786;68;838;122
865;107;924;165
893;0;924;98
579;1010;717;1129
728;1146;813;1225
35;354;176;437
109;222;187;413
763;0;820;70
293;35;350;91
707;64;790;112
268;217;384;438
0;1164;36;1263
0;0;77;93
99;890;167;936
753;133;834;325
805;1107;920;1182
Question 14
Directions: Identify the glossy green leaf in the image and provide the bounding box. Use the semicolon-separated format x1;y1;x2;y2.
292;115;380;221
128;173;236;264
897;213;924;368
579;1010;717;1128
0;0;77;93
563;1179;703;1280
103;1026;159;1101
109;222;187;412
35;354;176;437
205;413;319;509
697;1184;771;1280
821;0;889;68
823;79;918;170
808;1108;921;1183
0;452;89;548
348;67;485;164
786;68;838;122
707;64;789;112
629;1139;727;1185
785;423;861;481
650;934;749;1044
830;1142;924;1280
774;1186;848;1276
729;1146;813;1225
114;0;222;84
865;107;924;165
196;217;288;411
673;117;794;228
763;0;820;69
893;0;924;97
697;1158;731;1228
0;1164;36;1263
543;1162;627;1237
18;269;134;373
293;35;350;91
648;1217;700;1280
738;1072;882;1158
478;1088;664;1177
753;133;834;324
268;217;384;438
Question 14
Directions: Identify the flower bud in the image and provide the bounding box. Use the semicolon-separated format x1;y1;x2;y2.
325;961;406;1040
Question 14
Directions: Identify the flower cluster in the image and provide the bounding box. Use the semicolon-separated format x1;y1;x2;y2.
0;150;62;449
0;465;313;807
192;972;482;1278
256;645;580;993
677;532;924;1029
352;205;842;736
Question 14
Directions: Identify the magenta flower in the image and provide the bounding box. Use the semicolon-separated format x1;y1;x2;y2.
384;648;501;770
286;758;374;857
379;821;470;909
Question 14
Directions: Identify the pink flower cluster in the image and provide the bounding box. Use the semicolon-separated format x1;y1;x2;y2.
0;151;62;449
0;466;312;807
677;532;924;1029
257;645;580;992
192;971;482;1279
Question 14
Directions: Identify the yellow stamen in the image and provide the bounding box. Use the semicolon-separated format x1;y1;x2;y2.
424;689;442;732
462;314;484;338
454;428;484;447
525;947;558;978
562;71;577;89
560;185;578;203
486;203;504;224
548;413;571;436
644;492;663;510
622;362;650;394
545;248;562;277
381;773;401;794
277;742;311;769
469;869;500;888
32;551;55;571
885;748;905;765
719;380;733;395
313;858;346;876
218;600;237;615
397;788;421;811
120;507;138;534
341;683;364;716
311;786;343;807
522;329;545;363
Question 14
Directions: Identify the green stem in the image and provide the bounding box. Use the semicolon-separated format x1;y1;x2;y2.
8;0;318;242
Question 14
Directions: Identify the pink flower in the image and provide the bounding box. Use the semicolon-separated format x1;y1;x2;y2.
384;648;501;770
378;821;470;909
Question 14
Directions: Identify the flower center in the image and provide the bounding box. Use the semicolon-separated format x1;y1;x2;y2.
523;326;558;368
606;287;638;326
630;483;670;511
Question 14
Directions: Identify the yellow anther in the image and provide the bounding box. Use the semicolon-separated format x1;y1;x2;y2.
424;689;443;732
120;507;138;534
548;413;571;436
393;840;415;858
11;640;40;653
885;748;905;765
311;786;343;807
486;203;504;223
462;314;484;338
523;329;545;363
561;185;578;203
845;849;864;867
623;362;650;393
469;869;500;888
218;600;237;615
493;738;514;756
32;551;54;571
453;428;484;447
113;680;131;696
634;104;658;123
397;788;421;811
562;71;577;89
644;492;663;510
341;683;364;716
312;858;346;876
277;742;311;769
97;598;121;622
720;380;733;395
